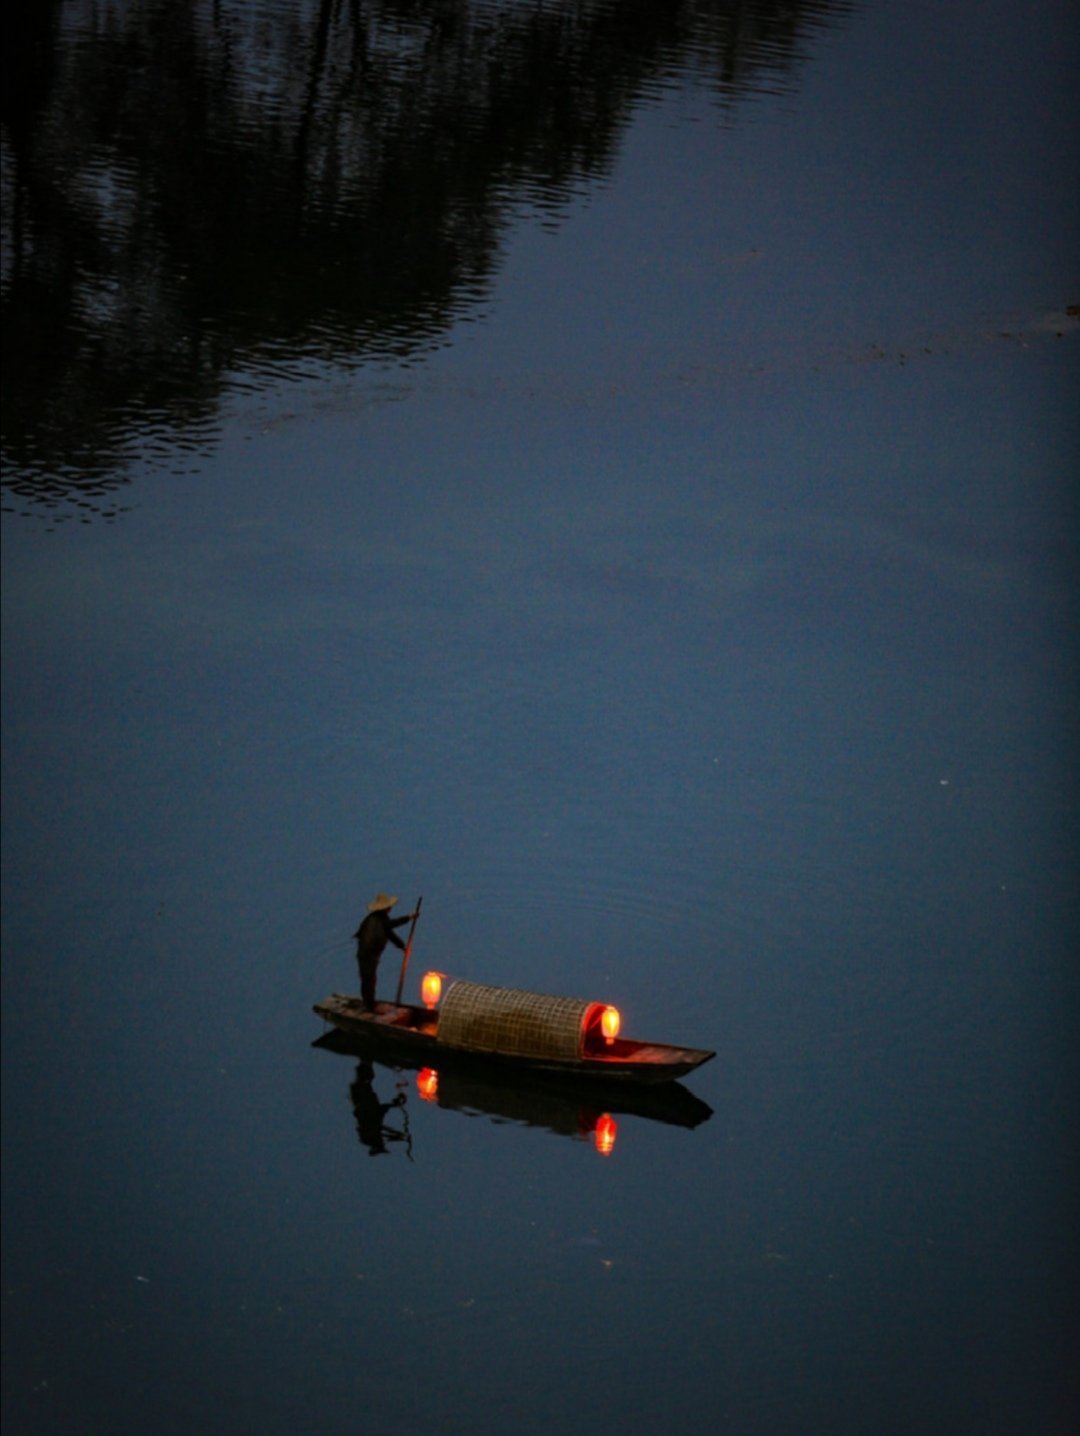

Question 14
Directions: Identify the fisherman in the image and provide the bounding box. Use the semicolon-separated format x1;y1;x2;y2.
354;893;419;1010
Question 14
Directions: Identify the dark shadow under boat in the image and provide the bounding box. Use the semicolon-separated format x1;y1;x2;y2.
313;1028;714;1136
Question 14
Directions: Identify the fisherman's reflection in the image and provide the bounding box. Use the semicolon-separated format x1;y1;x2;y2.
349;1060;412;1157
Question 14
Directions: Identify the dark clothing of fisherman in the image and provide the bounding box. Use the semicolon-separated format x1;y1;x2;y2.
354;893;416;1009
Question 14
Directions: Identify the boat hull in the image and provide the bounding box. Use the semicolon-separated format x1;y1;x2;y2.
313;994;714;1084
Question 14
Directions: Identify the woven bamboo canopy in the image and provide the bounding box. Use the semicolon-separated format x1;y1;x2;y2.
437;980;603;1061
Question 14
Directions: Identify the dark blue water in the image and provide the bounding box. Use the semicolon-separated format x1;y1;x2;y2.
3;3;1078;1433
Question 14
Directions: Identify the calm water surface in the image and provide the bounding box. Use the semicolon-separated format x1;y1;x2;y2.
2;2;1078;1434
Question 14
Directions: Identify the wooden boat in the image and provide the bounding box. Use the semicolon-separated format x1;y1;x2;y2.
312;976;714;1085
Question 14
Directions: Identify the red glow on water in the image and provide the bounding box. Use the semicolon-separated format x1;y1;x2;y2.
416;1068;439;1101
594;1113;617;1155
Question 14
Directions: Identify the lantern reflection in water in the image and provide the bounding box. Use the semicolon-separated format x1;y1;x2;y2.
594;1113;618;1155
414;1071;619;1156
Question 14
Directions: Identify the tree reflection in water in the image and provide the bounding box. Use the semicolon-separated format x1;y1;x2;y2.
1;0;855;514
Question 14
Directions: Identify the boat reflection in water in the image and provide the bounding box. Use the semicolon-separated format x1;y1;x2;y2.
315;1031;713;1158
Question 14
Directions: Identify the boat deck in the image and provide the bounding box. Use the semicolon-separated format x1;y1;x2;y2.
313;992;714;1082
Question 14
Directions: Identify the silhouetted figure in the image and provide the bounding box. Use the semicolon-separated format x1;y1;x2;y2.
349;1061;407;1157
353;892;417;1009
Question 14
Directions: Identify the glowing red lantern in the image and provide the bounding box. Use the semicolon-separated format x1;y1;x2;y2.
594;1113;617;1155
600;1006;620;1044
421;971;443;1009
